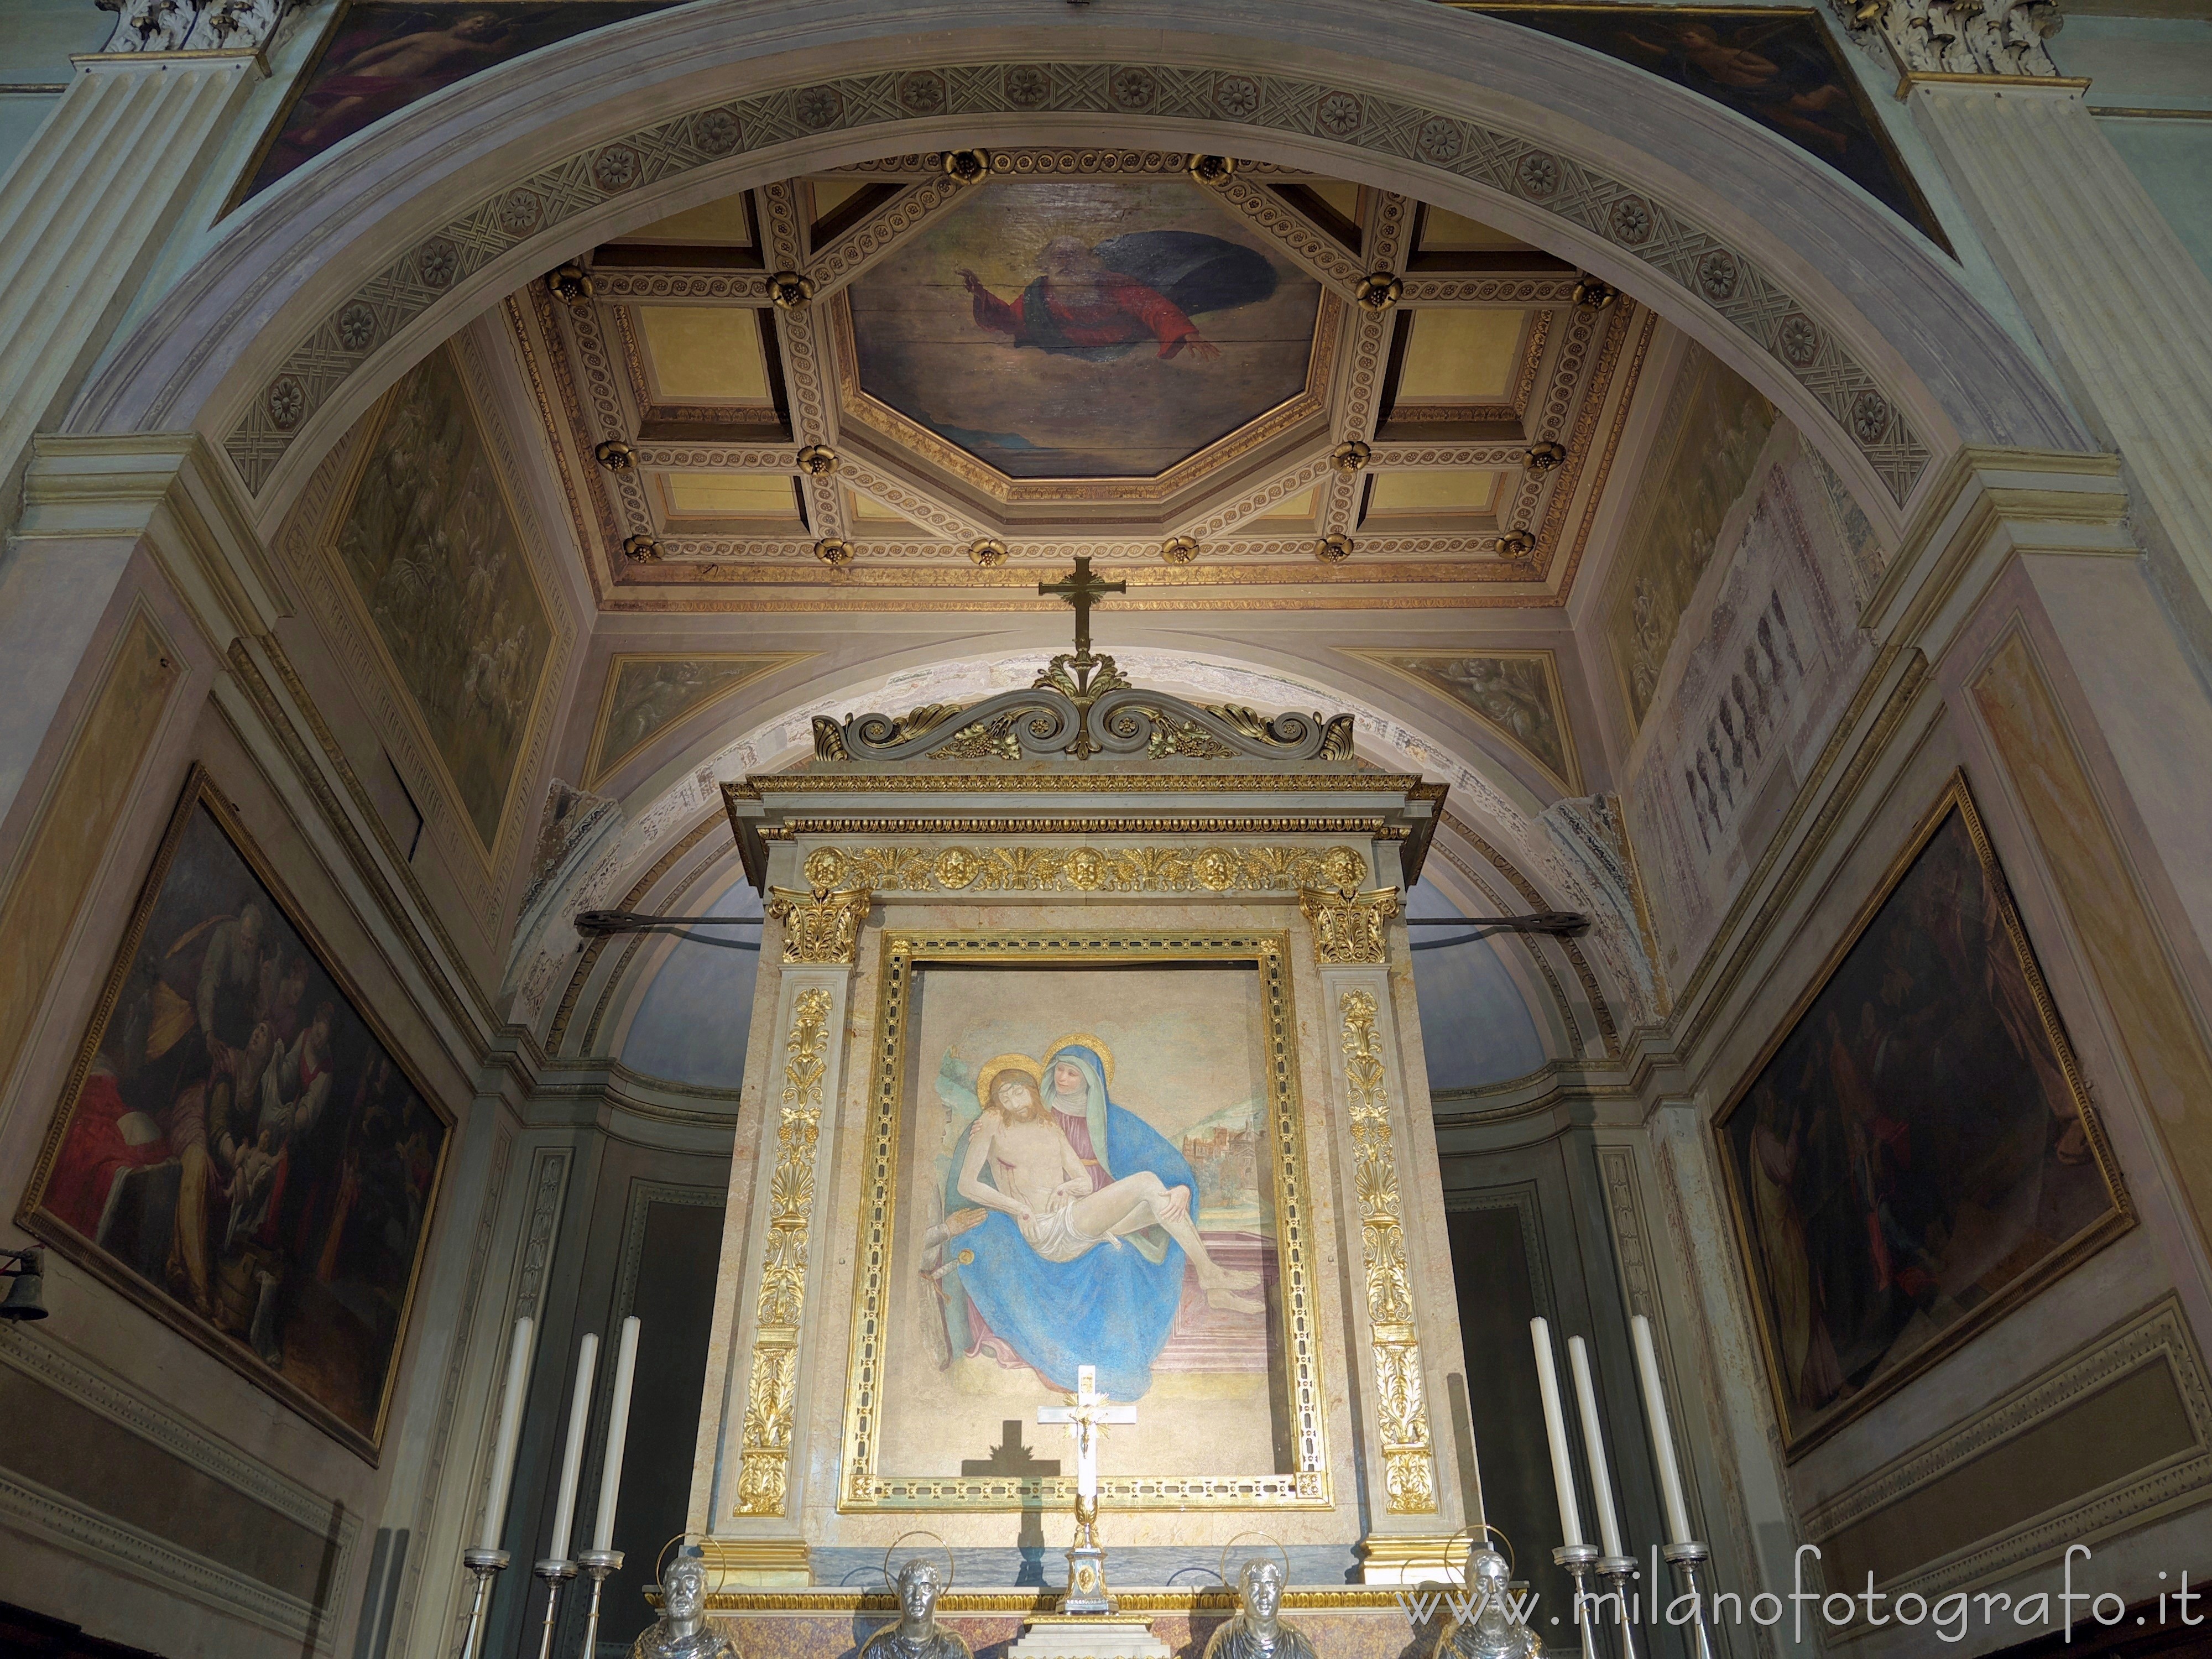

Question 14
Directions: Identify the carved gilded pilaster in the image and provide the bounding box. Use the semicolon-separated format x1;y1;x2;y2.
733;982;836;1517
1335;984;1438;1515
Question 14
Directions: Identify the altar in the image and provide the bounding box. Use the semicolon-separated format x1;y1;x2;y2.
680;582;1475;1651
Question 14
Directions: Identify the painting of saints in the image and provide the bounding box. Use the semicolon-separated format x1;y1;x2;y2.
1717;778;2129;1453
931;1039;1261;1402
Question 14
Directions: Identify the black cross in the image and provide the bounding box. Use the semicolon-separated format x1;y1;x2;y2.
1038;556;1126;659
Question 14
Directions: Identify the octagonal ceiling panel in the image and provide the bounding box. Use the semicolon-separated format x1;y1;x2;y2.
846;178;1323;479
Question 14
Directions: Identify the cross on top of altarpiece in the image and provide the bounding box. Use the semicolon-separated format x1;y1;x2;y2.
1038;557;1126;662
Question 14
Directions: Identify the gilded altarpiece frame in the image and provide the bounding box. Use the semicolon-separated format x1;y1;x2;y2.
839;931;1332;1511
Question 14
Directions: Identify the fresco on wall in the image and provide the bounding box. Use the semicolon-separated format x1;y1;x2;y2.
1476;6;1944;241
243;0;676;195
848;179;1323;478
331;344;550;851
21;770;450;1457
1350;650;1578;793
1601;343;1778;733
1714;776;2130;1454
585;654;800;786
1625;424;1883;974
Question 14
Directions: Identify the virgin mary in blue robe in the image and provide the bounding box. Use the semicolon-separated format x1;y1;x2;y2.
938;1040;1193;1400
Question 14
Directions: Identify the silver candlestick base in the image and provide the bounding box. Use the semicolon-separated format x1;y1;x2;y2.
453;1547;507;1659
1662;1542;1719;1659
575;1548;624;1658
1553;1544;1602;1659
1595;1556;1643;1659
532;1557;578;1659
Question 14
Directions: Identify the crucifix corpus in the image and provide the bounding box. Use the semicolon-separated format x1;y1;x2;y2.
1037;1364;1137;1613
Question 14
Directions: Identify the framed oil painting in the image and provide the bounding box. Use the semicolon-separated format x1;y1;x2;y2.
19;766;451;1460
1714;771;2130;1456
840;933;1329;1509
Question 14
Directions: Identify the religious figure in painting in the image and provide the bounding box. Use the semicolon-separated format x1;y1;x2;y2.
285;11;517;155
959;233;1278;362
935;1036;1262;1400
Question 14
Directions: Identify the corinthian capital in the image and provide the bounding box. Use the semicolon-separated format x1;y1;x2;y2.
95;0;288;55
1837;0;2065;79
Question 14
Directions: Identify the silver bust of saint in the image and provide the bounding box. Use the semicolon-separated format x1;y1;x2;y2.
1442;1546;1540;1659
859;1561;971;1659
630;1556;741;1659
1202;1561;1318;1659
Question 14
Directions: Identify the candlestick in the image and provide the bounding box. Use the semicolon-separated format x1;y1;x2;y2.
1530;1317;1584;1548
451;1546;507;1659
1630;1314;1693;1545
1663;1540;1722;1659
591;1317;640;1552
531;1556;578;1659
548;1331;597;1563
1553;1543;1603;1659
478;1316;533;1551
1566;1336;1625;1560
575;1547;624;1659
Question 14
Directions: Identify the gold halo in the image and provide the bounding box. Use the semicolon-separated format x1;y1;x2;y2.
1217;1530;1291;1590
1438;1523;1514;1580
975;1052;1043;1112
882;1529;956;1590
1044;1035;1114;1087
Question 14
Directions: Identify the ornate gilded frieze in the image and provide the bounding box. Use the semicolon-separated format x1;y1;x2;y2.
797;842;1368;897
1337;987;1438;1515
1301;885;1404;966
735;985;835;1516
765;884;871;966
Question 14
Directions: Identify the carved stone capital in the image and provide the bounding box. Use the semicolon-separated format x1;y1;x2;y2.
765;884;870;966
94;0;288;54
1838;0;2068;80
1300;885;1402;966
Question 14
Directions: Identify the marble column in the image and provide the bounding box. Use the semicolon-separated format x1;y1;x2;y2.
1856;1;2212;633
0;39;267;828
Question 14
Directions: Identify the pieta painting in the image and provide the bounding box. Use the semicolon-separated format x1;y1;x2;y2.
19;768;450;1458
1715;773;2130;1454
844;937;1327;1507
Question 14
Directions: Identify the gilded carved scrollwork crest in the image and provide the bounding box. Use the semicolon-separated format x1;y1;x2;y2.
1300;884;1402;966
766;882;872;966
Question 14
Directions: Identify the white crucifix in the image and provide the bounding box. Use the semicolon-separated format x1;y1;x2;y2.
1037;1365;1137;1535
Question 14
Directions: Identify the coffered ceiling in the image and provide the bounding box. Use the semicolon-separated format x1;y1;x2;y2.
503;149;1666;611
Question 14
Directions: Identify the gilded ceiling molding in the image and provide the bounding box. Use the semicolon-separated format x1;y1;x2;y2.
223;60;1931;504
1320;192;1410;540
761;179;850;545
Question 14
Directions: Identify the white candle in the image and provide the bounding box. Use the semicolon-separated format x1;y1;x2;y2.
1567;1336;1624;1559
547;1331;598;1562
1631;1314;1693;1545
1529;1317;1583;1548
478;1317;535;1551
591;1318;641;1552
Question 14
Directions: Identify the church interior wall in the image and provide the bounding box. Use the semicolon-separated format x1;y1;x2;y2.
2049;17;2212;281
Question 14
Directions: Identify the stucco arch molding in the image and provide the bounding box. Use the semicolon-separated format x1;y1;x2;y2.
70;1;2086;531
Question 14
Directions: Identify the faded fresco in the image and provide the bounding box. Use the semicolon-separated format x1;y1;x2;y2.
1603;343;1778;732
1359;651;1575;791
880;967;1289;1479
1479;7;1941;239
332;345;550;851
849;179;1322;478
244;0;674;195
588;655;789;784
1625;424;1884;973
24;775;448;1453
1716;780;2127;1453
